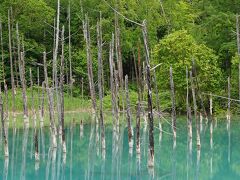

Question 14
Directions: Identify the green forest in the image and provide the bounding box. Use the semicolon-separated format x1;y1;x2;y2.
0;0;240;115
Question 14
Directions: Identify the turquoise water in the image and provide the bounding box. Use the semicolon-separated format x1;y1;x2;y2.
0;116;240;180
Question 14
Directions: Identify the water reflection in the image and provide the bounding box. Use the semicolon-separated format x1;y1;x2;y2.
0;116;240;179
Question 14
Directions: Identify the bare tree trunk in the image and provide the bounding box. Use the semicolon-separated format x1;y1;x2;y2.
34;127;39;162
4;81;9;121
8;9;16;118
114;12;123;88
53;0;60;87
186;67;189;123
142;20;154;167
40;82;45;124
0;19;5;86
68;1;73;97
37;67;41;116
20;52;29;124
170;66;177;142
30;68;37;126
109;34;116;128
227;76;231;121
190;71;201;149
60;26;66;153
125;75;133;148
0;93;8;157
153;69;162;136
97;16;105;150
136;100;141;154
81;77;83;99
43;52;57;148
83;14;97;114
236;15;240;100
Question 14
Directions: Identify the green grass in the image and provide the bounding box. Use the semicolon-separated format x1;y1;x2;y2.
4;87;91;112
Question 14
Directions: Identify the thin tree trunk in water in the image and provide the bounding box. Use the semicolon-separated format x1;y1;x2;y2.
114;10;124;116
4;81;9;121
53;0;60;87
125;75;133;148
68;1;73;97
186;67;189;123
60;26;66;153
40;82;45;123
136;100;141;154
236;15;240;100
97;15;105;150
109;34;116;128
227;76;231;121
0;93;8;157
83;14;97;114
30;68;37;126
43;52;57;148
153;69;162;134
81;77;83;99
0;19;5;85
37;67;41;115
34;127;39;162
170;67;176;139
114;12;123;88
8;9;16;118
188;107;192;139
190;71;201;149
142;20;154;167
20;52;29;123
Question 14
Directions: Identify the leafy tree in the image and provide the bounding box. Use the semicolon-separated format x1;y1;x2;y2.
153;30;223;111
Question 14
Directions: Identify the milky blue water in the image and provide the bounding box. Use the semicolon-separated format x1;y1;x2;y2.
0;116;239;180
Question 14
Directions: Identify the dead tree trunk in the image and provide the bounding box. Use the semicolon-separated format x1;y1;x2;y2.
109;34;116;128
4;81;9;121
68;1;73;97
142;20;154;167
43;52;57;148
60;26;66;153
227;76;231;121
186;67;189;123
236;15;240;100
53;0;60;87
125;75;133;148
153;69;162;135
0;93;8;157
34;127;39;162
97;16;105;150
190;71;201;149
37;67;41;115
83;14;97;114
20;52;29;123
114;12;123;88
170;66;176;140
0;19;5;86
136;100;141;154
40;82;45;124
8;9;15;118
30;68;37;126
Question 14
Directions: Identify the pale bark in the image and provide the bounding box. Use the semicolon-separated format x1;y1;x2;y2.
125;75;133;148
170;66;176;139
190;71;201;148
83;14;97;113
97;16;105;150
43;52;57;148
8;10;15;117
142;20;154;167
60;26;66;153
68;1;73;97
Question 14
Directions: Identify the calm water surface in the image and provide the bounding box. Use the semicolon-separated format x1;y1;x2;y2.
0;115;240;180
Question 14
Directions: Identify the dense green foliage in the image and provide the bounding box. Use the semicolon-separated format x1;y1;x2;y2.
0;0;239;114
